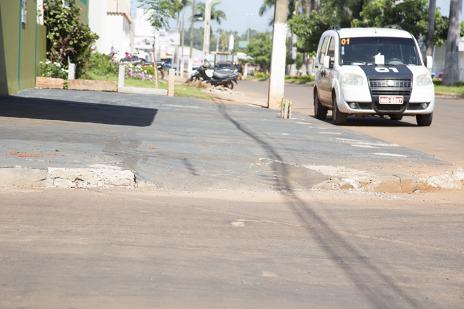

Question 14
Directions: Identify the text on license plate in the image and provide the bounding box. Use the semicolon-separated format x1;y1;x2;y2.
379;96;404;105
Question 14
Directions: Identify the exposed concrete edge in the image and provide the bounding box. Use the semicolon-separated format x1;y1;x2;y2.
306;165;464;193
0;165;136;189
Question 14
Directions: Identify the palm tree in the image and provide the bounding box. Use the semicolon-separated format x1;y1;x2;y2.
196;0;226;25
442;0;463;85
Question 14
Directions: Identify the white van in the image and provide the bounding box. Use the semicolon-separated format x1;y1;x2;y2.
314;28;434;126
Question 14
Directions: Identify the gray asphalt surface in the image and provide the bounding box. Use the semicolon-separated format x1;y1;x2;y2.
0;189;463;308
235;80;464;167
0;89;447;191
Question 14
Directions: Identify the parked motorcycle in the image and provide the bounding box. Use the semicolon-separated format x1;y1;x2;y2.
188;65;238;89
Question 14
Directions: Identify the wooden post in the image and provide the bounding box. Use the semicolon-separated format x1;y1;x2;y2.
168;69;175;96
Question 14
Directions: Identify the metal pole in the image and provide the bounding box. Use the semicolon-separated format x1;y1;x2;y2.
267;0;289;109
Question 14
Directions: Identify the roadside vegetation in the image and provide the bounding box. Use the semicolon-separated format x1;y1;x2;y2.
434;80;464;96
83;53;211;100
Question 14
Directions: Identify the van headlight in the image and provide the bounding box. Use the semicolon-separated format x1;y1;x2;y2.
341;73;364;86
416;74;433;86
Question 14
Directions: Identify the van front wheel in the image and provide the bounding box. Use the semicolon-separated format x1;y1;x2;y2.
332;93;347;125
314;91;328;120
416;113;433;126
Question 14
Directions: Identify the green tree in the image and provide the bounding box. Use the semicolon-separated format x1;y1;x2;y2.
352;0;448;46
43;0;98;77
288;10;332;54
138;0;180;29
246;33;272;71
195;0;226;25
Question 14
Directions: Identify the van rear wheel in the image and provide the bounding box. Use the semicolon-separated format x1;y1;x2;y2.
332;93;347;125
314;91;328;120
416;113;433;126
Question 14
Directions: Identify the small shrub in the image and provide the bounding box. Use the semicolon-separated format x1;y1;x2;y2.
125;64;153;80
39;60;68;79
85;52;118;77
254;71;270;81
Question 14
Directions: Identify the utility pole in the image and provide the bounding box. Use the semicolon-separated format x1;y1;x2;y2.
267;0;289;109
203;0;212;59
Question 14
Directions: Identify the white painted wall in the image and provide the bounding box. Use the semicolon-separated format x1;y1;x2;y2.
89;0;134;59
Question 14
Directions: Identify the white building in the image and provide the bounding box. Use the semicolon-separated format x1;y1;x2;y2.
89;0;134;59
133;8;181;63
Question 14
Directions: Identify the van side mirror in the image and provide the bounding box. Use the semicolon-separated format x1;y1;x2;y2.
426;56;433;70
323;55;330;69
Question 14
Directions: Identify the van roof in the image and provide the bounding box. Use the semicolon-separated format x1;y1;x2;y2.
335;28;413;39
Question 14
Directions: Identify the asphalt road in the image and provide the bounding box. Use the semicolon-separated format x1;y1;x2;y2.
235;80;464;167
1;189;463;308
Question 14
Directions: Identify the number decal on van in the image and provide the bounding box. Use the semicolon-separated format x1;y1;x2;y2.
340;38;350;45
375;67;399;73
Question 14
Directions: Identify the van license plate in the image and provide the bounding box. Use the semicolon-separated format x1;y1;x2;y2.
379;96;404;105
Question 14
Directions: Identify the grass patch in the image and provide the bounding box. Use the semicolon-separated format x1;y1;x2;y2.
285;75;315;84
435;85;464;95
434;80;464;95
84;73;212;100
173;83;212;100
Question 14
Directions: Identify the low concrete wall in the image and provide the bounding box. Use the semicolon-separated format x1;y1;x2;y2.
68;79;117;92
36;77;64;89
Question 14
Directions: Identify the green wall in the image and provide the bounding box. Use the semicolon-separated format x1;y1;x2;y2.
0;0;45;95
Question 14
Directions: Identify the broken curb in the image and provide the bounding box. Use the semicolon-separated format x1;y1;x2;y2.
0;165;136;189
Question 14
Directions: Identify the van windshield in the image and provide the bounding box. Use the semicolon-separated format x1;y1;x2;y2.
340;37;421;66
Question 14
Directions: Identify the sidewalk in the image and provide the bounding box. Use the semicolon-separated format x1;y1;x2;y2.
0;89;461;192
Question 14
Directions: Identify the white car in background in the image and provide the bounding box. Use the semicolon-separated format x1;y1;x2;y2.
313;28;435;126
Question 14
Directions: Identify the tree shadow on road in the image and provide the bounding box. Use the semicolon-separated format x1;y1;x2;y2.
0;95;157;127
217;102;421;309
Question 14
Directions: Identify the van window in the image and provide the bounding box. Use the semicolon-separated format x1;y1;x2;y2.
339;37;421;65
318;37;330;64
327;37;335;58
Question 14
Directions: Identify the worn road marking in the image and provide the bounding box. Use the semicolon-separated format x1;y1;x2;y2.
319;131;342;135
261;271;279;278
351;144;378;149
231;220;245;227
373;152;407;158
